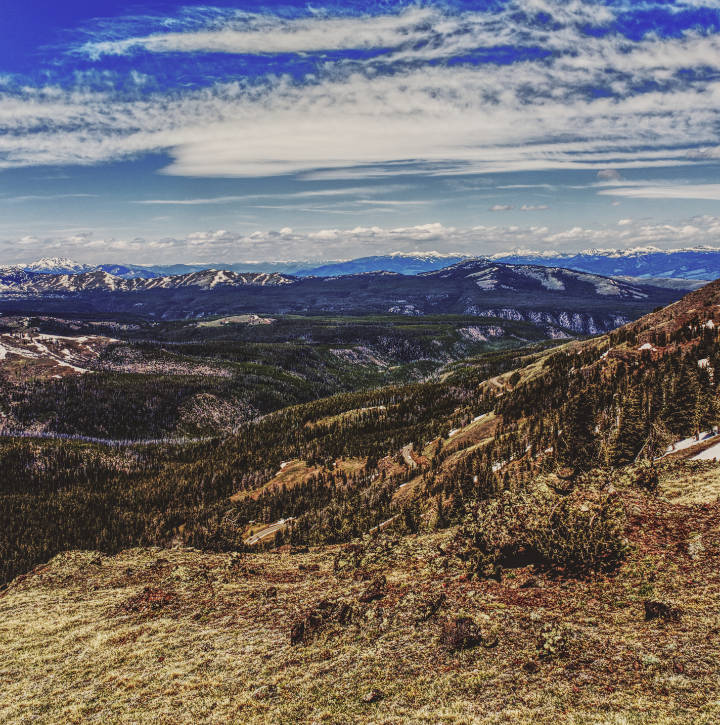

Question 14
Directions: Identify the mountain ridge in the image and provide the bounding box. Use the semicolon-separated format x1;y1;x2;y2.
0;260;681;335
7;247;720;281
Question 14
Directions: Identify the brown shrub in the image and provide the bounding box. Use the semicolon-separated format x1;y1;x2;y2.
459;481;628;577
439;617;483;651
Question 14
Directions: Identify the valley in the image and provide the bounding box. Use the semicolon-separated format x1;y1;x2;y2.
2;261;720;723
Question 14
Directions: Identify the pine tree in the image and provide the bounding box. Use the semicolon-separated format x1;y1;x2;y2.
667;364;700;435
559;391;598;473
613;383;647;465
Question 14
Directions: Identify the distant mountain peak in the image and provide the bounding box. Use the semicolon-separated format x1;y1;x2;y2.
23;257;93;275
387;250;467;259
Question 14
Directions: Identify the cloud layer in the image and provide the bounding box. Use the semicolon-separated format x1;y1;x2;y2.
3;1;720;180
7;215;720;265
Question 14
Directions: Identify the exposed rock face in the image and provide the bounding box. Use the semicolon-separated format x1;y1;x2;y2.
467;307;630;334
459;326;505;341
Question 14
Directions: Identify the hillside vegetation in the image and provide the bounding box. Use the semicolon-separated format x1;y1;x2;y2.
3;282;720;583
3;281;720;722
0;314;545;438
2;460;719;723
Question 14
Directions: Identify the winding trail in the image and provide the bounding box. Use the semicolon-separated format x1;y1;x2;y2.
244;518;295;546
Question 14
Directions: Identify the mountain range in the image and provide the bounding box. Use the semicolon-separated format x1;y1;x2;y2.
492;246;720;281
0;259;682;335
7;247;720;282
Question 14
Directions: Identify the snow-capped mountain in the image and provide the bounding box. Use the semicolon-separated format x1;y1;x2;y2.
0;269;294;296
9;247;720;282
0;259;684;335
23;257;94;275
492;246;720;281
138;270;294;290
421;259;651;299
15;258;160;279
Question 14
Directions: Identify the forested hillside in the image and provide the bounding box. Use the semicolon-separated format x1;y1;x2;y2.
0;314;549;438
3;281;720;586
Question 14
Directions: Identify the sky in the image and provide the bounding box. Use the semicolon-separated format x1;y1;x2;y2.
3;0;720;264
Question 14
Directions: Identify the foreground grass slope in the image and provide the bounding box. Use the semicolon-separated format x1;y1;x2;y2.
3;461;720;725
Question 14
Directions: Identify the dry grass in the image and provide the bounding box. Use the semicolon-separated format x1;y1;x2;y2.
660;460;720;505
196;315;275;327
231;458;366;504
230;460;321;503
444;413;498;454
3;484;720;724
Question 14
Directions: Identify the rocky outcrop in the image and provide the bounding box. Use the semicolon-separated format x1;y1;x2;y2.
467;307;630;334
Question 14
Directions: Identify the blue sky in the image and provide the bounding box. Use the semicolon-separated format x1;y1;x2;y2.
3;0;720;263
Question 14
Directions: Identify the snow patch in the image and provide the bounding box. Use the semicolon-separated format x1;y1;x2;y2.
691;440;720;461
658;430;718;458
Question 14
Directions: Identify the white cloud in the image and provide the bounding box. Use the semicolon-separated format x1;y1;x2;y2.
7;215;720;264
599;184;720;201
0;1;719;182
0;193;97;202
82;8;438;57
490;204;514;211
133;186;401;205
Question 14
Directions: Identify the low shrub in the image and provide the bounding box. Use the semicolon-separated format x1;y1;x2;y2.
458;479;628;577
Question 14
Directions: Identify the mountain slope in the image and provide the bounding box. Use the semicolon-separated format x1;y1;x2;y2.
494;246;720;281
3;506;719;724
0;260;682;334
421;259;651;299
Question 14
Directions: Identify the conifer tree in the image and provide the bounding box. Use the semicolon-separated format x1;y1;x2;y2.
559;390;598;473
613;382;647;464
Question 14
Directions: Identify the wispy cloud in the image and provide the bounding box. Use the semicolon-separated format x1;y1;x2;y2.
1;193;97;202
134;195;249;206
81;7;437;58
133;185;410;205
598;184;720;201
2;1;720;182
